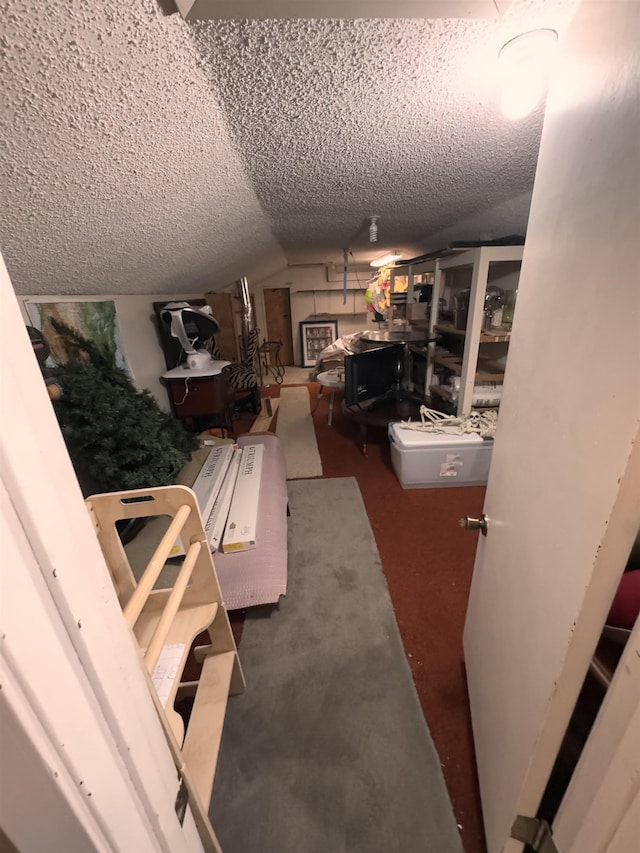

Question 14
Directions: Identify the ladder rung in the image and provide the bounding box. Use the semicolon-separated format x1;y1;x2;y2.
144;541;203;673
124;503;192;625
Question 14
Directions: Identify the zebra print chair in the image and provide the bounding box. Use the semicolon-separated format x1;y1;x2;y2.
213;328;261;414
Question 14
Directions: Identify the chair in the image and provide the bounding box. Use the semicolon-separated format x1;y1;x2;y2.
213;328;261;414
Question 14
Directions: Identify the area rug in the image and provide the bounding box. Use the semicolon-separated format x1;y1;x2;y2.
209;477;463;853
249;396;279;432
275;386;322;479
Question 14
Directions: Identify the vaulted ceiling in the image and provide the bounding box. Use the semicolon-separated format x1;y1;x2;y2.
0;0;577;295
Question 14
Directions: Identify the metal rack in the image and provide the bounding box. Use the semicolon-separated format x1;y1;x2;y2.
259;338;285;384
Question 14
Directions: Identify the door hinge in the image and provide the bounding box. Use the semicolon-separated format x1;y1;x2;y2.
174;778;189;826
511;816;559;853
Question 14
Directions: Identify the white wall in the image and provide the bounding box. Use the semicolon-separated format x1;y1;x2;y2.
2;257;206;852
251;259;523;369
465;1;640;848
251;265;377;365
17;270;376;405
420;190;534;255
20;292;205;411
17;259;514;401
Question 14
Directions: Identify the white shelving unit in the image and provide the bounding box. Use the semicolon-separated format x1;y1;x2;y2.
428;245;523;415
407;258;442;395
386;255;451;398
367;246;522;406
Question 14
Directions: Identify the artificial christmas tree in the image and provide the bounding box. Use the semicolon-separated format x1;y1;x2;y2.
49;320;198;493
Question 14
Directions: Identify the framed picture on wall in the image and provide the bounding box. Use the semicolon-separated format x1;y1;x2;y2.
24;298;132;377
299;319;338;368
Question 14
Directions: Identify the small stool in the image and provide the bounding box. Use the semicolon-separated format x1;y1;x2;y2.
317;369;345;426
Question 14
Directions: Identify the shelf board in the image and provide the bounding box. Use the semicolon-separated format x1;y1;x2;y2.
480;328;512;343
475;368;505;382
181;650;236;805
435;323;465;337
408;343;429;356
435;323;511;344
433;355;462;372
298;309;368;316
429;385;499;412
429;385;453;402
134;601;218;742
433;354;505;383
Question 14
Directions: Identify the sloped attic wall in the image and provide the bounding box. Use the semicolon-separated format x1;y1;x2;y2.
0;0;286;296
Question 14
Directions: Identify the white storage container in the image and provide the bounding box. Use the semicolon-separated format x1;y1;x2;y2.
388;422;493;489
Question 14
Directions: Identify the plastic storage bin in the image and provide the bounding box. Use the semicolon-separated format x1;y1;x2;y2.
388;422;493;489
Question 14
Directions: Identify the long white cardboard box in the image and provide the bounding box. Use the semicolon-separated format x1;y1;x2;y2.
169;443;234;558
205;447;242;552
221;443;264;553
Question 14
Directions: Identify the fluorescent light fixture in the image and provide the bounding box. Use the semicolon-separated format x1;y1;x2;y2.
499;29;558;120
370;252;402;268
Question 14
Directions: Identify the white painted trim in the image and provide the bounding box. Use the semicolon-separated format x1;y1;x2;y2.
459;248;489;415
176;0;508;22
553;617;640;852
437;246;524;271
1;253;204;852
425;262;443;393
0;480;161;851
605;787;640;853
0;652;109;852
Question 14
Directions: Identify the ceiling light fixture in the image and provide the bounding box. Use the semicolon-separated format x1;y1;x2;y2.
498;28;558;121
369;216;379;243
370;251;402;268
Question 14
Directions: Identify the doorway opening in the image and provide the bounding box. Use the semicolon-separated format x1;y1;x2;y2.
263;288;294;367
536;525;640;826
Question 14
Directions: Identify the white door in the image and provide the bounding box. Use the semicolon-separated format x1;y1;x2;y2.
0;255;206;852
552;617;640;853
462;2;640;851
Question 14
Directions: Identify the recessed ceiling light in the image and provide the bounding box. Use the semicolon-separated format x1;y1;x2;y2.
499;28;558;120
370;252;402;268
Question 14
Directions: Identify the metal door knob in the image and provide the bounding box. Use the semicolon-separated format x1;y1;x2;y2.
458;514;488;535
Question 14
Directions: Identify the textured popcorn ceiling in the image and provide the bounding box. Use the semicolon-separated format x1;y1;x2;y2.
0;0;576;295
0;0;285;294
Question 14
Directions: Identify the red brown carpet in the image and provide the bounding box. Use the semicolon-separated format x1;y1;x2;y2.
225;383;487;853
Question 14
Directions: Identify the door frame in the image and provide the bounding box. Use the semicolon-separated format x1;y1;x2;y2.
263;286;294;366
553;614;640;852
0;254;204;852
505;432;640;852
462;1;640;847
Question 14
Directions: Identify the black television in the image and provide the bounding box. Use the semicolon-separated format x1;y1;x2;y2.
344;344;405;407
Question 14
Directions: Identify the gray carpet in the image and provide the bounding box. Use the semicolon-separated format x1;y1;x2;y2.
210;477;463;853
